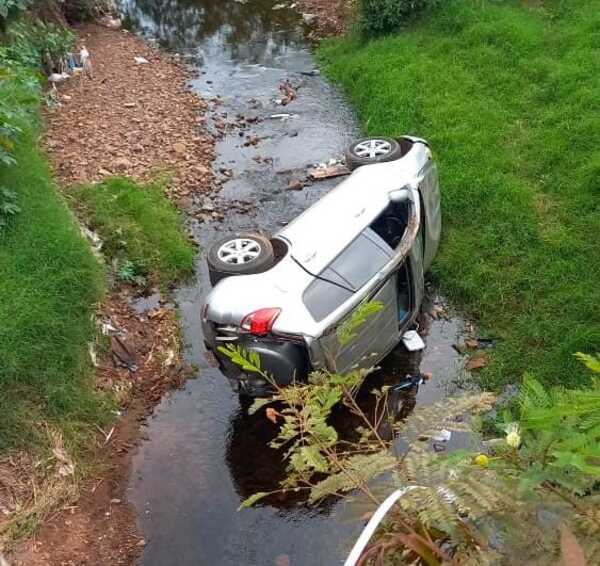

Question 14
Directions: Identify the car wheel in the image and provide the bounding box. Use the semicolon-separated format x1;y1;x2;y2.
345;137;404;170
207;232;275;286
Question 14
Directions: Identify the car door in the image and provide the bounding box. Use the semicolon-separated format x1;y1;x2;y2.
306;229;401;374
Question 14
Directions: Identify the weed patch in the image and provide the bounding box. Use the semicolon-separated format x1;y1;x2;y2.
73;177;194;287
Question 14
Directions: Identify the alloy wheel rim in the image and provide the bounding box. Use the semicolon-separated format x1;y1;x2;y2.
354;139;392;159
217;238;262;265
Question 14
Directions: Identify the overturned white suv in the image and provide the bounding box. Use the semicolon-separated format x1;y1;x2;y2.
202;136;441;397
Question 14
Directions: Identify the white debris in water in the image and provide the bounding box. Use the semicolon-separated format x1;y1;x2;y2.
432;429;452;442
269;113;294;120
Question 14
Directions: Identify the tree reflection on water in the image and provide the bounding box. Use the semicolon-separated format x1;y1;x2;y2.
116;0;305;64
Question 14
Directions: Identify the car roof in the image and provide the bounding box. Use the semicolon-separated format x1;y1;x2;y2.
277;144;428;275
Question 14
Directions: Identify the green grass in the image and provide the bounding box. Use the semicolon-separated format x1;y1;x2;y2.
72;177;194;287
0;80;107;452
319;0;600;388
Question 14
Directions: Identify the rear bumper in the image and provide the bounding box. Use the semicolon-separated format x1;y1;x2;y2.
210;338;310;398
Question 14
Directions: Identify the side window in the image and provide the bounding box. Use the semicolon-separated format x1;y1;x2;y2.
302;276;353;322
302;229;393;322
328;229;392;290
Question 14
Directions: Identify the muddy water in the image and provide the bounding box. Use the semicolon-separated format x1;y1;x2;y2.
120;0;470;564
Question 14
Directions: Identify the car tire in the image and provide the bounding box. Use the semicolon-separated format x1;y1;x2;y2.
345;137;404;170
207;232;275;286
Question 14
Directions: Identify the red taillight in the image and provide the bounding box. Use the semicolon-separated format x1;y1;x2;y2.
241;308;281;336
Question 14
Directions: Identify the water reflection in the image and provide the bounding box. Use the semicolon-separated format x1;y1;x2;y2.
117;0;304;63
120;0;469;559
225;343;425;510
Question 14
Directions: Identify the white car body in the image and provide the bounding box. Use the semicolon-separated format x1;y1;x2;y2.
202;137;441;396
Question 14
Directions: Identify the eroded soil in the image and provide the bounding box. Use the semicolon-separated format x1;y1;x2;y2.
297;0;348;36
7;23;215;565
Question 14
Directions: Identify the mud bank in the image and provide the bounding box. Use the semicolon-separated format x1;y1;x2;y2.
112;0;475;564
9;23;215;565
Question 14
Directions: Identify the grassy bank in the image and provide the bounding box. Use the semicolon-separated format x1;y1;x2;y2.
73;177;194;287
320;0;600;388
0;77;107;453
0;50;194;455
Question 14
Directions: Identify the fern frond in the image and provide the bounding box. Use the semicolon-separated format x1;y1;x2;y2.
574;352;600;374
309;451;397;503
400;394;495;446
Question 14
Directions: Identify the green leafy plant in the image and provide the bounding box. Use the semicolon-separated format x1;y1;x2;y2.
0;185;20;232
0;0;28;25
0;21;70;170
117;259;147;286
2;22;74;71
223;334;600;564
0;114;20;166
358;0;441;37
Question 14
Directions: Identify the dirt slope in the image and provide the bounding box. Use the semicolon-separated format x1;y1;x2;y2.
8;23;214;566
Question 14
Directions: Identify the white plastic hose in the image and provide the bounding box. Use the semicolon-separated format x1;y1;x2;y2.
344;486;424;566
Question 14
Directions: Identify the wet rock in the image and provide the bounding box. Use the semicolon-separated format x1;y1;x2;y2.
302;13;318;25
287;178;304;191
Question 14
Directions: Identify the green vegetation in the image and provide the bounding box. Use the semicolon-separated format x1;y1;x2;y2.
0;19;193;456
359;0;441;37
0;77;106;452
227;315;600;563
0;0;28;28
320;0;600;389
73;177;195;287
0;19;194;546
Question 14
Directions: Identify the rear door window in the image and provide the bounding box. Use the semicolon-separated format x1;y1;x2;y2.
302;275;353;322
302;229;393;322
329;229;392;289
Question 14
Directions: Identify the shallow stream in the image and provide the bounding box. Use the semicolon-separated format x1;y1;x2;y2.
118;0;471;563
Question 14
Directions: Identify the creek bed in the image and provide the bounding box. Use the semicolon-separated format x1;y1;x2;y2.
118;0;470;563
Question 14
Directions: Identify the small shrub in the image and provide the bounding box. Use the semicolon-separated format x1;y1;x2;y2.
359;0;442;37
0;185;20;232
0;0;28;28
1;21;74;70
